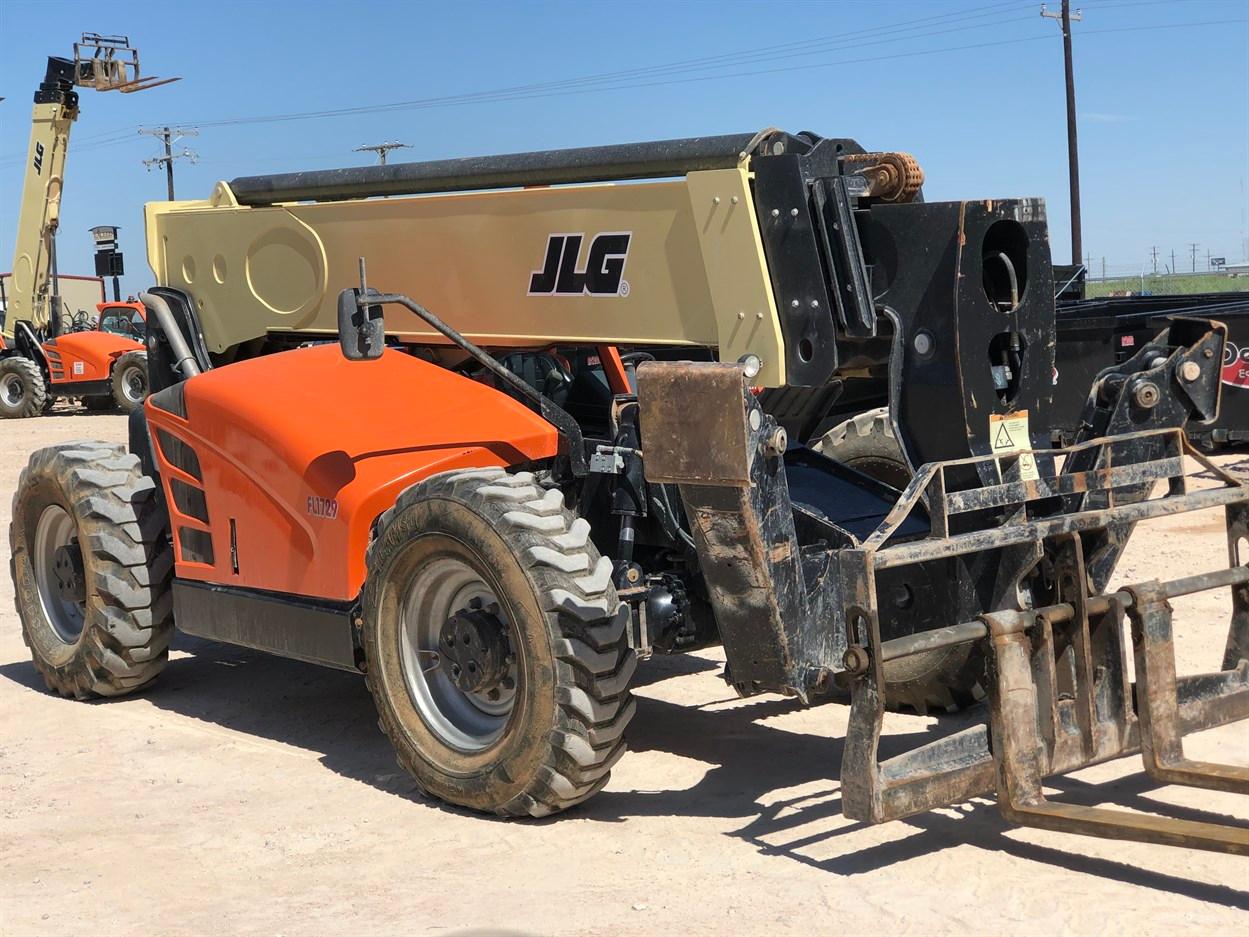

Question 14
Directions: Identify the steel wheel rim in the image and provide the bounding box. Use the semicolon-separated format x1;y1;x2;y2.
1;373;25;406
33;505;86;643
122;365;146;403
399;555;518;752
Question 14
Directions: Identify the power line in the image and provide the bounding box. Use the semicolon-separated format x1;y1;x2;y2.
0;3;1027;166
230;0;1217;128
159;15;1249;131
0;10;1242;168
140;127;199;200
0;129;145;168
418;1;1033;104
178;4;1039;129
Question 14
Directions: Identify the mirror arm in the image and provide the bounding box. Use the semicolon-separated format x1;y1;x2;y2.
335;259;588;476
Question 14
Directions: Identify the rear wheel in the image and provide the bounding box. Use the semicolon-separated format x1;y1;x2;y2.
363;467;636;816
9;442;173;698
0;357;48;419
815;408;985;713
111;351;148;414
815;407;913;489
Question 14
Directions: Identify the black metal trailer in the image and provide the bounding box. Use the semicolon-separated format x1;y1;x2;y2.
1053;291;1249;448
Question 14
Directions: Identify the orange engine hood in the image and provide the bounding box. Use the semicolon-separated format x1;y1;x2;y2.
146;344;562;600
43;330;143;385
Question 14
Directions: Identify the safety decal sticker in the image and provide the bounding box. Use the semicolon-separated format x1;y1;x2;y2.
1222;340;1249;390
989;410;1040;482
72;361;85;376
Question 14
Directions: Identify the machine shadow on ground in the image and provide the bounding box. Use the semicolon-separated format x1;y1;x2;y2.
1;635;1245;908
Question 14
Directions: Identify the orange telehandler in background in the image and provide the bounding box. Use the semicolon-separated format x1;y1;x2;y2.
0;35;174;417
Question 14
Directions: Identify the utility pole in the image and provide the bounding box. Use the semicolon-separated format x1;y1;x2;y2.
1041;2;1083;265
140;126;199;199
1206;249;1212;272
354;141;412;165
1189;242;1199;273
1170;250;1176;275
1150;245;1158;275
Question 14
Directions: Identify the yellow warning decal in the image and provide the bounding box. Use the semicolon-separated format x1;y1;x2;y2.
989;410;1040;482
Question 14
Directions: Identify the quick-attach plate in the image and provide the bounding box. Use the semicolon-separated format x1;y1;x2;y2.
636;361;752;485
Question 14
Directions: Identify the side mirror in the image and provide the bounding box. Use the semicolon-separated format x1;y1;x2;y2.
336;287;385;361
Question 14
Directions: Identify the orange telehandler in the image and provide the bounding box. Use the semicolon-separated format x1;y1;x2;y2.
10;129;1248;850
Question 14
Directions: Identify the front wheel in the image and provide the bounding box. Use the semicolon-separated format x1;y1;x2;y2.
0;357;49;419
111;351;148;414
9;442;173;698
815;408;986;713
363;468;636;817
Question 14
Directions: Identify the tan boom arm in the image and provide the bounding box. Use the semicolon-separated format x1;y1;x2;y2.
5;83;78;339
5;36;176;340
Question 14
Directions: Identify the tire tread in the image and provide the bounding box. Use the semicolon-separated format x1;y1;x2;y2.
0;357;48;419
365;466;635;818
10;441;173;698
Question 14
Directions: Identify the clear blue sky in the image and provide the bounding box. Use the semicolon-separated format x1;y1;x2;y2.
1;0;1246;297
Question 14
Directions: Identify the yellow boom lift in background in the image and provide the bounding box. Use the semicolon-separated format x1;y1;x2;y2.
0;34;176;417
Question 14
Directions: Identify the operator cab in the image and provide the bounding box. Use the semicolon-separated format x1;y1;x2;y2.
96;302;145;341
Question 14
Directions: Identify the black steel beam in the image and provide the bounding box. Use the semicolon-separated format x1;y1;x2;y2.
229;132;768;205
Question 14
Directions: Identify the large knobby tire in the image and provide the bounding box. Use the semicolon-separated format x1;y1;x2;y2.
111;351;148;414
0;357;49;419
363;467;637;817
9;441;173;698
815;408;986;713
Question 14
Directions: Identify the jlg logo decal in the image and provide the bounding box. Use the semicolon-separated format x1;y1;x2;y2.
307;496;339;519
32;142;45;175
528;232;631;297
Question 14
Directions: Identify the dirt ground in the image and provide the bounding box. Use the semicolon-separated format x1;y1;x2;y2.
1;409;1247;937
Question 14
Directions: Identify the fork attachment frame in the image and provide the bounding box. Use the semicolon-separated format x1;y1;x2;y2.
637;356;1249;851
840;435;1249;853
